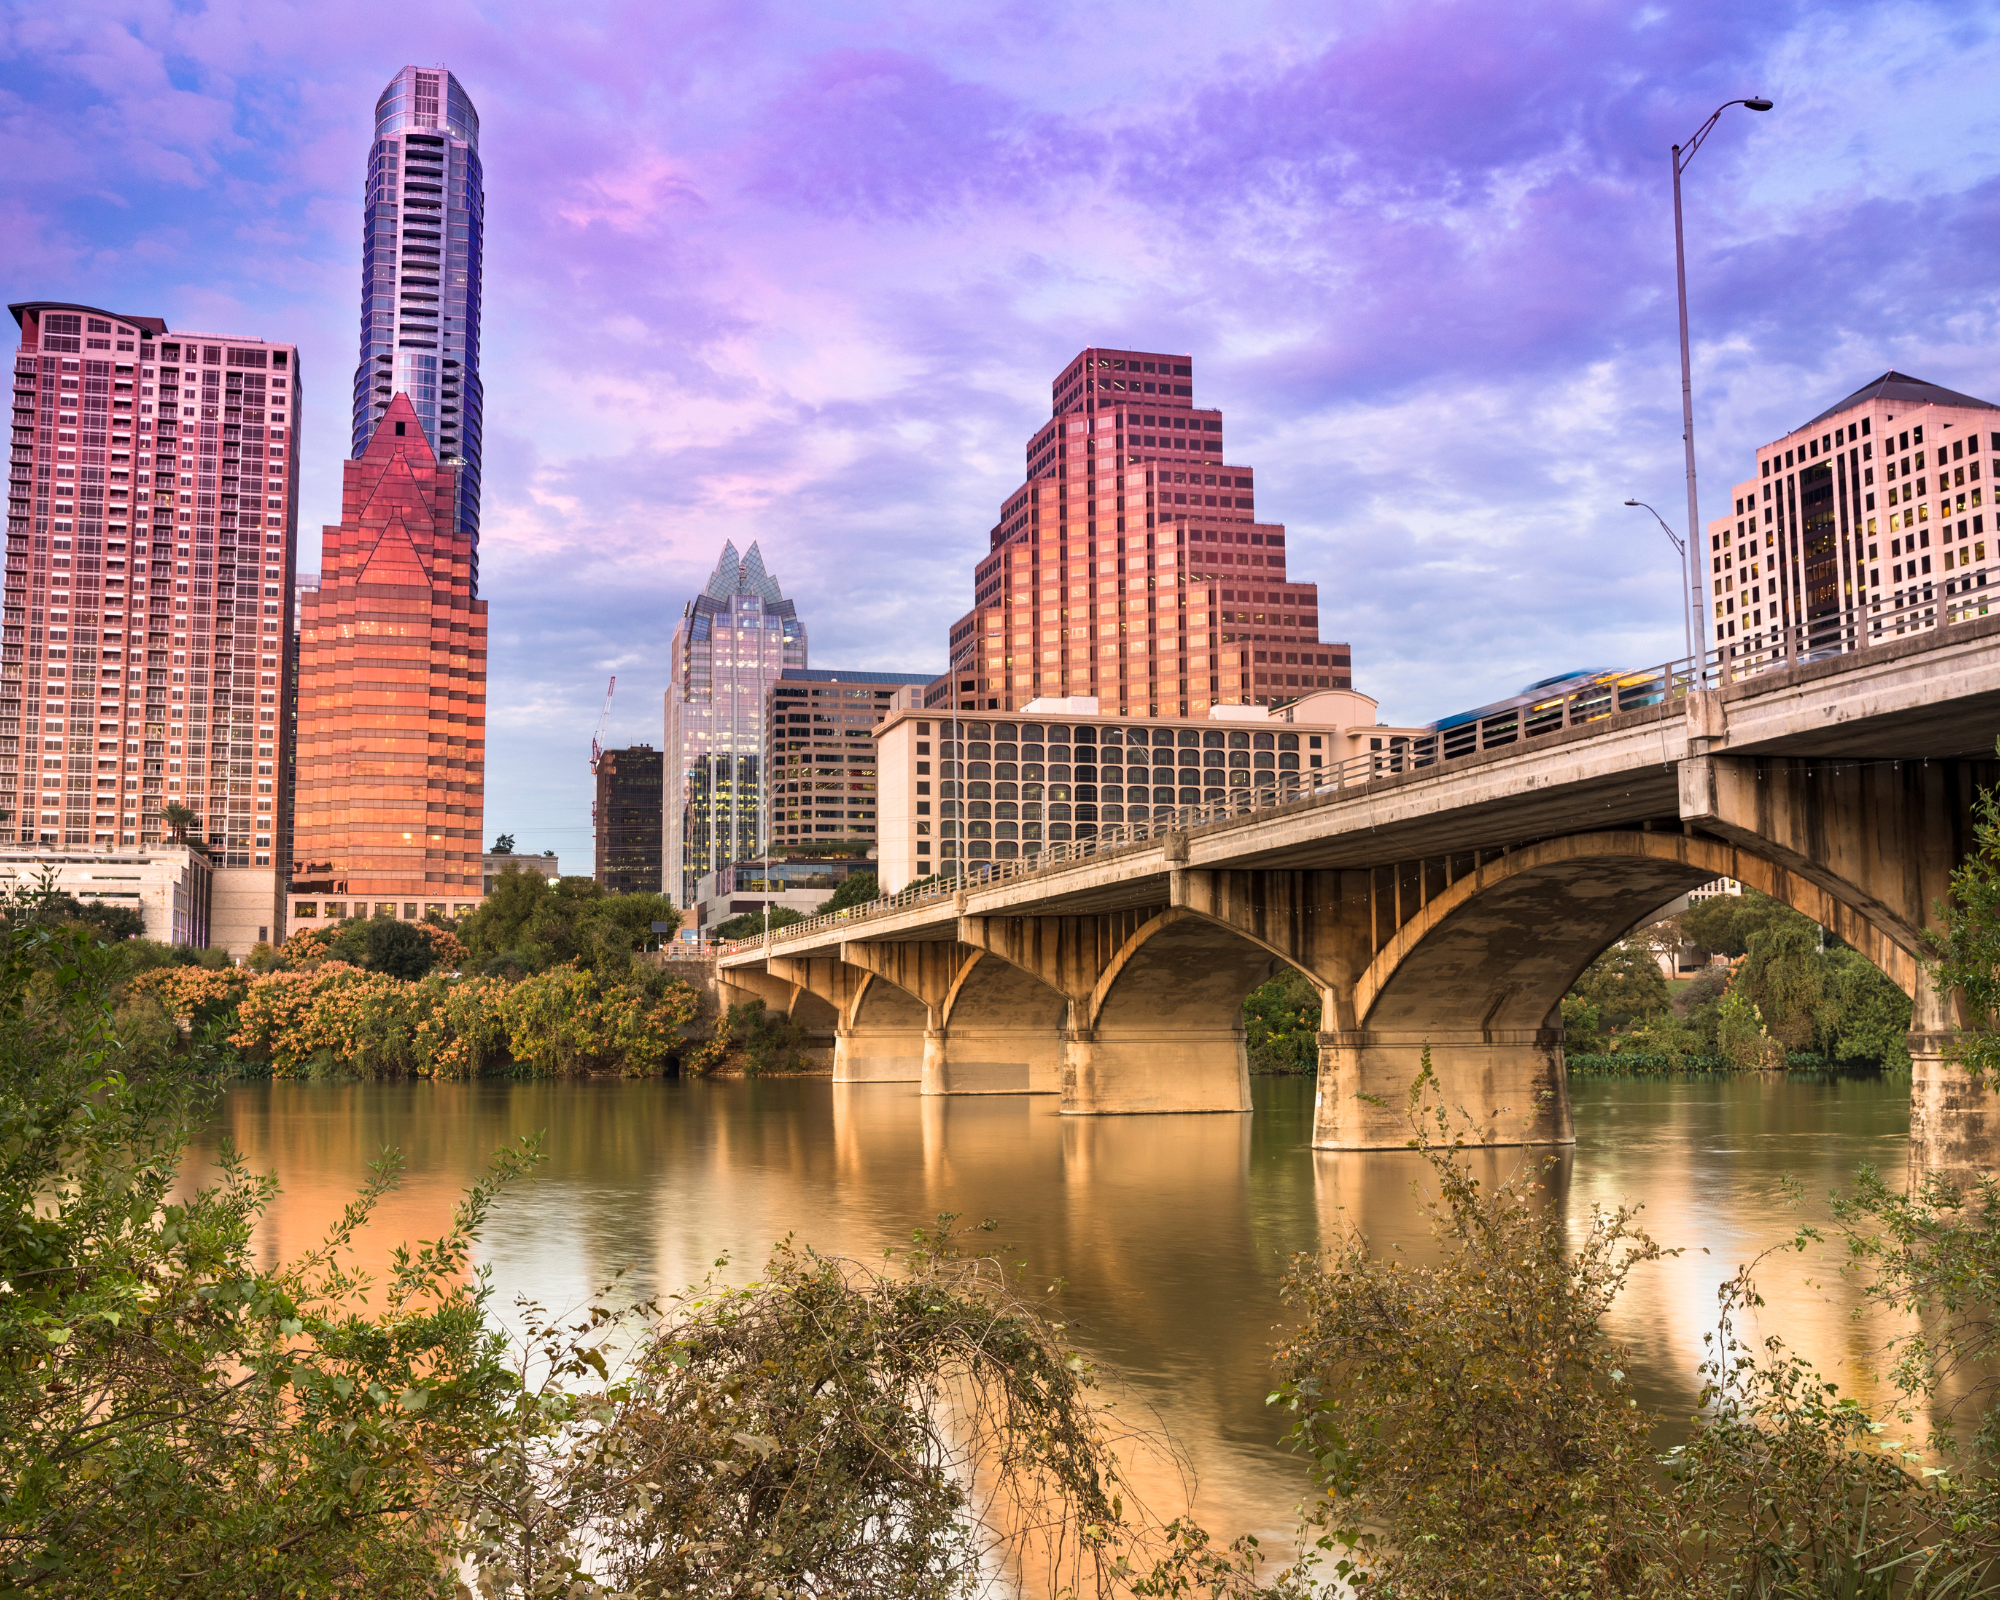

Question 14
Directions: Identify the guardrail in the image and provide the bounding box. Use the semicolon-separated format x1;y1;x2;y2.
717;590;1985;958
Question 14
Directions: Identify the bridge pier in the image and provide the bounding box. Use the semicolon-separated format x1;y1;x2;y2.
831;1022;926;1082
1906;979;1996;1186
924;1024;1061;1094
1314;1028;1572;1149
1061;1025;1253;1115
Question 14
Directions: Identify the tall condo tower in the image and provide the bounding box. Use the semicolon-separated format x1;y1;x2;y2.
663;542;805;908
6;303;303;954
354;65;484;579
935;346;1349;717
289;395;487;927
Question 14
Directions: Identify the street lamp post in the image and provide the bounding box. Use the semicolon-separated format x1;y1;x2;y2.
1625;498;1694;671
1671;95;1773;661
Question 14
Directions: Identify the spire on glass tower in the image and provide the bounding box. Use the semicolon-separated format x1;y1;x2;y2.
352;65;486;589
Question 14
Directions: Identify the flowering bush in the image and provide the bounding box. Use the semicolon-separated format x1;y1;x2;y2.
127;965;251;1027
274;926;333;969
225;961;703;1079
495;965;700;1077
417;922;470;972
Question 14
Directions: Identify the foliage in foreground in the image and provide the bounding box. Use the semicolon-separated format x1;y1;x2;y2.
461;1224;1248;1599
1924;736;2000;1085
0;920;530;1598
1270;1068;2000;1597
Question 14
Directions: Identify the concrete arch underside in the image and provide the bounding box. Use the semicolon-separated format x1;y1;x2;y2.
936;950;1067;1094
1319;829;1924;1150
1059;907;1277;1115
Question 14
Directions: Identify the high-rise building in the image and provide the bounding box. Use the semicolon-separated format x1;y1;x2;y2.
5;303;302;952
766;669;932;849
1712;372;2000;655
592;744;662;894
353;65;484;575
663;541;805;907
288;394;487;926
932;346;1350;717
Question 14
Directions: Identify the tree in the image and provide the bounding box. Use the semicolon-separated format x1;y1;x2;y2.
1923;736;2000;1084
0;918;536;1596
358;916;438;981
1679;887;1803;960
456;869;678;978
710;905;805;942
159;801;200;846
723;997;812;1073
816;871;878;914
456;1225;1177;1600
490;832;515;854
1564;941;1671;1049
1243;967;1320;1074
1269;1066;2000;1597
1735;917;1832;1052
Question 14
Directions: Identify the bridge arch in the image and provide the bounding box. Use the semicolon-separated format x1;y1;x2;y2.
1356;829;1919;1037
1320;828;1932;1152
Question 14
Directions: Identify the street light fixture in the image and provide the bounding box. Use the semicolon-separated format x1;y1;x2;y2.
1671;95;1773;659
1625;498;1694;670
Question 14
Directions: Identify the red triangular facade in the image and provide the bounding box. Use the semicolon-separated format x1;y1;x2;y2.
289;394;488;909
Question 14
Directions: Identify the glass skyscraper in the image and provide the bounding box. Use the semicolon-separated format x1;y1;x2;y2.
352;66;484;582
664;542;805;908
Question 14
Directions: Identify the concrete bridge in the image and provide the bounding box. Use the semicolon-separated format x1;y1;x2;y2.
718;615;2000;1177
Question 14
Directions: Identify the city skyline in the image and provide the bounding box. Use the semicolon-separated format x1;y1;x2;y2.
6;1;1998;861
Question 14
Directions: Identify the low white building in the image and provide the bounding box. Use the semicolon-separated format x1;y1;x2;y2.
872;688;1410;893
0;846;212;946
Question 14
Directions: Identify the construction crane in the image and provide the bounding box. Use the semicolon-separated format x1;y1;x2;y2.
589;675;616;773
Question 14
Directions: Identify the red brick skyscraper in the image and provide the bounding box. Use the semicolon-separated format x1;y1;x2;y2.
287;393;486;924
937;345;1349;716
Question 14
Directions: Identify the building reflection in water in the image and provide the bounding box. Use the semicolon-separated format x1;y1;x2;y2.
195;1071;1928;1561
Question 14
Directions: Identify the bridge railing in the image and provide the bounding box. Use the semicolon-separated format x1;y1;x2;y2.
716;587;1988;957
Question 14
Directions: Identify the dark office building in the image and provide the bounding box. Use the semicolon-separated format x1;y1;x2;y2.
592;743;663;895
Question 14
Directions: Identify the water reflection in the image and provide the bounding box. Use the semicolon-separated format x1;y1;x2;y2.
196;1072;1918;1549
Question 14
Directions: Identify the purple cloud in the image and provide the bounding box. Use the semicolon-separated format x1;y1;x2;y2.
3;0;1997;861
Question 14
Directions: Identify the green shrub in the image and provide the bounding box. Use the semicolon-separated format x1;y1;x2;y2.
1243;967;1320;1074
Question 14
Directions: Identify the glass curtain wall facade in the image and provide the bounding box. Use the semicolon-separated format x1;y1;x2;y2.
353;66;484;582
663;541;804;908
766;669;931;848
592;743;663;894
1710;372;2000;656
931;345;1350;718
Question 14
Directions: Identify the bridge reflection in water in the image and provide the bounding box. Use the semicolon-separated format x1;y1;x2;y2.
194;1072;1932;1565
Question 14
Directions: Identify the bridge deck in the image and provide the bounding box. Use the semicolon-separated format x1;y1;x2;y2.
720;616;2000;967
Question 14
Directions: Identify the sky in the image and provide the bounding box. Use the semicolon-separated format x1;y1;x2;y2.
5;0;1999;862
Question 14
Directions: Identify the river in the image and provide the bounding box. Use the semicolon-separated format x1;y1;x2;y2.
198;1071;1916;1551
